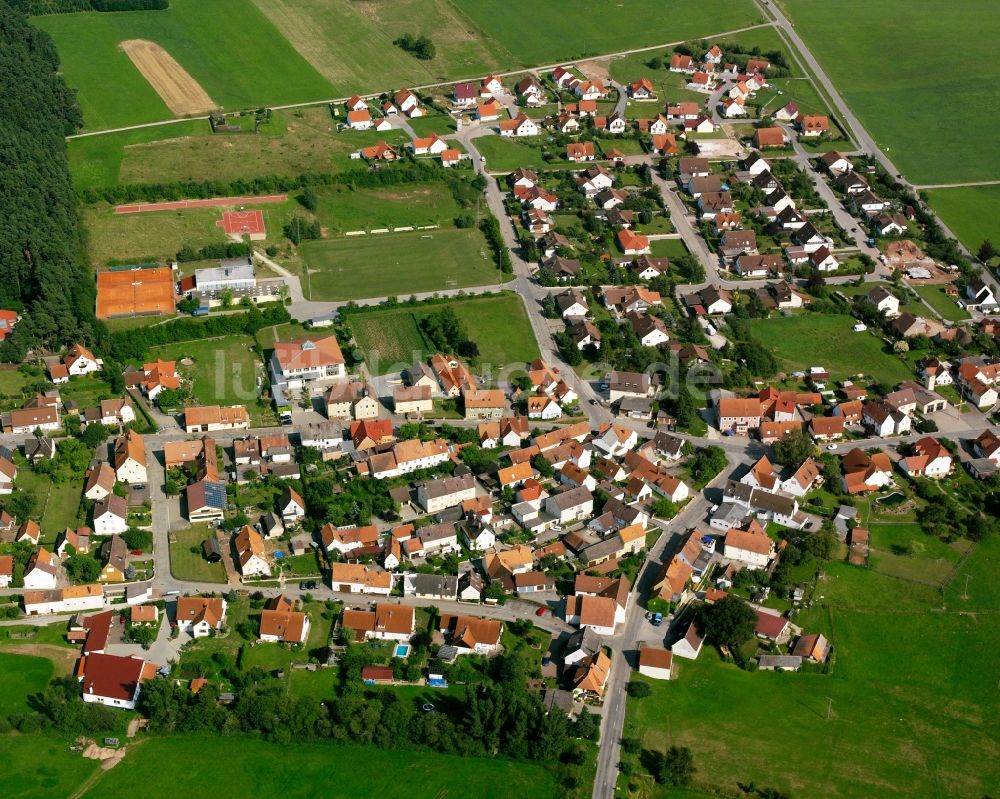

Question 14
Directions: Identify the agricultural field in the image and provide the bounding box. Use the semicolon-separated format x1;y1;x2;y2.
923;185;1000;258
299;227;505;301
35;0;333;130
251;0;508;92
168;525;227;583
621;553;1000;798
747;312;914;386
348;293;540;374
81;735;561;799
149;335;262;407
0;653;54;716
777;0;1000;184
451;0;761;67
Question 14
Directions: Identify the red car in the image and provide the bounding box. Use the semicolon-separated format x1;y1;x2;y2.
130;549;143;556
535;607;548;617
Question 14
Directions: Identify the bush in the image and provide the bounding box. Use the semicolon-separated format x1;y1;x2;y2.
626;680;652;698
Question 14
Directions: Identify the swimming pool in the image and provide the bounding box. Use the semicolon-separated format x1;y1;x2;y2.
394;643;410;658
876;492;907;506
273;550;285;559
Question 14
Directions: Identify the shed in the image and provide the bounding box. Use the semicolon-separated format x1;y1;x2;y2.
202;536;222;563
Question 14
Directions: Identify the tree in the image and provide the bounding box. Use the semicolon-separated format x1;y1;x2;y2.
64;553;100;583
697;595;757;647
81;422;111;448
771;428;816;467
657;745;696;787
531;454;554;478
299;186;317;211
626;680;652;698
977;239;996;263
573;706;598;739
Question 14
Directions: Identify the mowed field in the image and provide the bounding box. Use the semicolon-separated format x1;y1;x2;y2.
0;653;54;716
7;734;101;799
777;0;1000;184
923;185;1000;256
250;0;509;91
150;335;262;407
623;550;1000;798
348;294;540;373
300;227;505;301
35;0;333;130
81;736;560;799
747;313;913;385
452;0;762;66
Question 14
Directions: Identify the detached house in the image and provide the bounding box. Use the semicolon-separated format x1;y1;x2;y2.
900;437;953;479
176;596;227;638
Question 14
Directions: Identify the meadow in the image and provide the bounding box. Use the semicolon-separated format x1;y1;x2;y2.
300;227;504;301
6;734;100;799
348;293;540;374
474;136;581;173
0;653;54;716
251;0;507;92
451;0;762;67
923;185;1000;257
35;0;333;130
621;545;1000;798
747;312;913;385
81;735;561;799
14;469;84;542
168;526;227;583
150;335;262;407
777;0;1000;184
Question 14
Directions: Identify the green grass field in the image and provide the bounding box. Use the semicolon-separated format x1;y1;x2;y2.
474;136;580;173
910;284;970;322
150;335;262;407
924;185;1000;256
82;735;560;799
0;653;54;716
251;0;508;93
312;182;462;233
747;313;914;385
6;734;100;799
777;0;1000;184
168;526;227;583
622;551;1000;798
300;227;504;301
348;293;540;374
35;0;334;130
14;469;84;543
867;522;965;585
451;0;761;66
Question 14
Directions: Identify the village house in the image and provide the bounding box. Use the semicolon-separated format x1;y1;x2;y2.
176;596;227;638
234;525;271;580
343;603;414;642
329;563;393;596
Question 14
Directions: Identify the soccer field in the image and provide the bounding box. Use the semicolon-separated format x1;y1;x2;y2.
300;227;506;301
35;0;333;130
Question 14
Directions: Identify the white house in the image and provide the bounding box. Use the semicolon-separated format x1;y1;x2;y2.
23;548;58;590
671;622;704;660
868;286;900;317
638;647;673;680
723;523;775;568
544;486;593;524
64;344;102;376
92;495;128;536
80;653;152;711
113;429;147;485
175;596;227;638
463;525;496;551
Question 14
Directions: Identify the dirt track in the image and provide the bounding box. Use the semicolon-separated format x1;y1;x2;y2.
114;193;288;214
121;39;217;116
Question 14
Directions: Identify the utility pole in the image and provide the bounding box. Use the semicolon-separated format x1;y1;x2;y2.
826;697;833;721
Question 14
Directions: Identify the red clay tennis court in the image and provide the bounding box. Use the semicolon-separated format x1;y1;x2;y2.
114;194;287;214
218;210;266;239
96;266;176;319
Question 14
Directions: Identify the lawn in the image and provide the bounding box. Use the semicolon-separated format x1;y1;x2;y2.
150;335;262;407
910;284;969;322
747;312;914;385
0;653;54;716
14;469;84;543
168;525;227;583
777;0;1000;184
348;293;541;374
300;227;506;301
451;0;761;66
649;239;690;260
866;522;965;586
924;185;1000;256
250;0;506;95
82;735;561;799
622;583;1000;797
311;182;463;234
5;734;100;799
474;136;580;173
35;0;334;131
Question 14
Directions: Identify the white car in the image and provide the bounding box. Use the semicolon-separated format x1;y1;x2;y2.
827;444;838;451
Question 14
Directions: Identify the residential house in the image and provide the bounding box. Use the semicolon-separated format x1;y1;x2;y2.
329;563;393;596
899;436;953;479
176;596;227;638
79;653;155;711
98;535;128;583
183;405;250;434
463;389;506;421
234;525;271;580
417;474;478;513
439;614;503;655
92;495;128;536
342;603;414;642
113;429;147;485
638;646;674;680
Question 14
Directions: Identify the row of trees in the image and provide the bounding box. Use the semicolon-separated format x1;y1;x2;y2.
9;0;165;13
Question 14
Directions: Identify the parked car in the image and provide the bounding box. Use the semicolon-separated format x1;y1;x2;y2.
650;612;663;627
535;607;548;617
